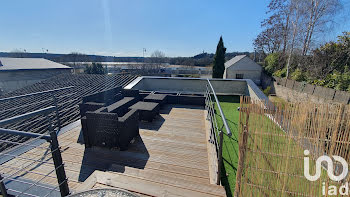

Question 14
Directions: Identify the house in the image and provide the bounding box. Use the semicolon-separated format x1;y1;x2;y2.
223;55;262;84
0;57;72;93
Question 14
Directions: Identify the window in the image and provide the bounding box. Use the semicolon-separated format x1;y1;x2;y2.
236;74;244;79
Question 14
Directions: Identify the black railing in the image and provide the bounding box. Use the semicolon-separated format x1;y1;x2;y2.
0;86;74;132
0;88;72;196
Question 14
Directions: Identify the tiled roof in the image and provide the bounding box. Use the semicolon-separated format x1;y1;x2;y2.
0;73;138;152
224;55;246;68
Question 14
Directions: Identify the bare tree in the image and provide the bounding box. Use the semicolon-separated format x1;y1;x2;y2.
9;49;27;58
301;0;341;55
266;0;292;55
286;0;305;77
151;50;165;58
256;0;343;58
149;50;166;72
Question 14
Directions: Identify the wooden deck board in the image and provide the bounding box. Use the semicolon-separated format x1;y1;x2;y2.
1;104;226;196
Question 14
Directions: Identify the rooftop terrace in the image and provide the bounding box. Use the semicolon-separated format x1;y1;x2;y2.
1;104;226;196
0;75;267;197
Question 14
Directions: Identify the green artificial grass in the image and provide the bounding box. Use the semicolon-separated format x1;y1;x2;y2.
214;96;328;197
213;95;241;197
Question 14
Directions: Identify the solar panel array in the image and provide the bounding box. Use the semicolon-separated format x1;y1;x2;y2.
0;73;138;152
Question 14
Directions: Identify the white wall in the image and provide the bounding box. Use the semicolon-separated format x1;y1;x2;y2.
224;57;262;85
125;77;247;95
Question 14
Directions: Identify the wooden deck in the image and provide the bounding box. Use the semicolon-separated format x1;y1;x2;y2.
0;104;226;197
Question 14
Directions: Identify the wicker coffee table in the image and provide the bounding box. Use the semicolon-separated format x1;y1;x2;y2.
143;94;167;105
129;101;160;122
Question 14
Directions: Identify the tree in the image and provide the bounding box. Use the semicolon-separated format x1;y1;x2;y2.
264;53;283;75
254;0;288;55
256;0;344;78
301;0;341;55
9;49;28;58
290;68;307;81
148;50;166;71
255;0;292;56
285;0;304;77
310;32;350;78
84;62;106;74
254;27;283;54
151;50;165;58
212;36;226;78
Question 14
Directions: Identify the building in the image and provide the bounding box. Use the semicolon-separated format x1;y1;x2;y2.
0;57;72;93
223;55;262;84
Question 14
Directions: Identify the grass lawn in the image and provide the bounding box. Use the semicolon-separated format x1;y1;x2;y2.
268;95;289;107
214;95;241;197
214;96;329;197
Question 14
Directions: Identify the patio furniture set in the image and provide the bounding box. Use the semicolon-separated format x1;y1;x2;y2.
79;87;205;150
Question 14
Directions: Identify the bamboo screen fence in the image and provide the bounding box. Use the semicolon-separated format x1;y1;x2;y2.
234;96;350;197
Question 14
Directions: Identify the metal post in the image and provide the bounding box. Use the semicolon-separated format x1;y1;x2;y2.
47;118;69;196
234;125;249;197
0;174;8;197
216;130;224;185
51;93;61;131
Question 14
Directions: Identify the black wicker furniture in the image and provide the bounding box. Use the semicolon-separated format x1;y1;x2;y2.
106;97;138;115
129;101;160;122
144;94;167;105
79;102;105;117
79;87;140;150
82;87;123;105
84;107;139;150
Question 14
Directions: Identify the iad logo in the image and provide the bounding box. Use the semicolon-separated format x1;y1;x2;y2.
304;150;349;196
304;150;348;182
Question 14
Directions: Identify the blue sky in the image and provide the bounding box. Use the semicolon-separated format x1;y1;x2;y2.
0;0;349;57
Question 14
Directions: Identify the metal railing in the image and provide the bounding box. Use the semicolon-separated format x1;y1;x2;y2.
0;88;72;196
205;79;232;185
206;79;232;136
0;86;74;132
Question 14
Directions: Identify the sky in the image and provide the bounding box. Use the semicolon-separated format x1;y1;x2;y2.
0;0;349;57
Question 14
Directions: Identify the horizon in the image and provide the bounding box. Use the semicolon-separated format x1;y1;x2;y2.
0;50;251;58
1;0;349;57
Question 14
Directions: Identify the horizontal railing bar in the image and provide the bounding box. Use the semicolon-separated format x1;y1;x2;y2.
0;128;51;141
0;106;56;127
19;164;63;196
0;139;50;150
5;179;59;194
207;79;232;136
0;86;74;102
0;165;59;180
43;179;68;197
7;188;41;197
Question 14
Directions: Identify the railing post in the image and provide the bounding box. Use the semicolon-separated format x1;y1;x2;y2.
51;93;61;131
0;174;8;197
234;124;249;197
47;118;69;196
217;130;224;185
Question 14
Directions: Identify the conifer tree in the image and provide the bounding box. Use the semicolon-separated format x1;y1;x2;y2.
212;36;226;78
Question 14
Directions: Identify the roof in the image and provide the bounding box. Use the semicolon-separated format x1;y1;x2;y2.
0;73;139;152
224;55;246;68
0;57;71;71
